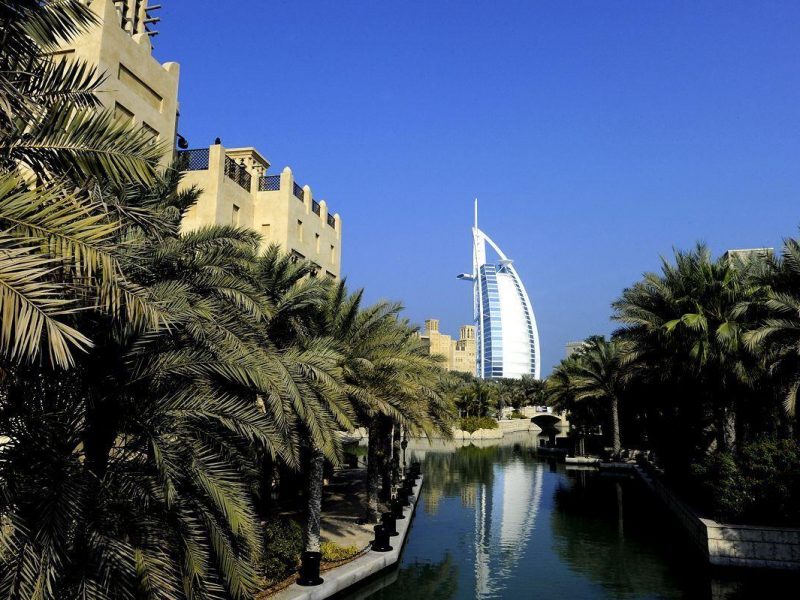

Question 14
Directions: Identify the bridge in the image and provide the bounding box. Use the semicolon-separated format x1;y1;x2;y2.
521;406;569;429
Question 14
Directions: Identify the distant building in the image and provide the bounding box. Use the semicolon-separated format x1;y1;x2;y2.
723;248;773;265
177;145;342;278
565;341;586;359
56;0;180;159
458;200;541;379
452;325;477;373
418;320;476;374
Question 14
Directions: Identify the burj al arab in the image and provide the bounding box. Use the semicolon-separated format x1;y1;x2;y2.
458;200;541;380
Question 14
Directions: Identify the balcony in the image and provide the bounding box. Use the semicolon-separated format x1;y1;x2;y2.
292;182;304;202
178;147;339;230
259;175;280;191
224;156;251;191
177;148;209;170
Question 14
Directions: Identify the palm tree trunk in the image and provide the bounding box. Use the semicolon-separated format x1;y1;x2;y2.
379;416;393;502
305;449;324;552
366;420;381;522
257;452;274;519
391;425;402;487
610;396;621;456
714;406;736;453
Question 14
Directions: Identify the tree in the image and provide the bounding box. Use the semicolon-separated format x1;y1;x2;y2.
569;337;631;456
744;238;800;427
612;244;761;455
0;1;165;370
458;378;498;418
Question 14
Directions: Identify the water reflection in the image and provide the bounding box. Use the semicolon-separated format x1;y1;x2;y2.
344;432;800;600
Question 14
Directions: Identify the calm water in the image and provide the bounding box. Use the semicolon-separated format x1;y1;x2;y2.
342;432;798;600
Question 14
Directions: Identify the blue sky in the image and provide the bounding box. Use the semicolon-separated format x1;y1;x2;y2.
154;1;800;375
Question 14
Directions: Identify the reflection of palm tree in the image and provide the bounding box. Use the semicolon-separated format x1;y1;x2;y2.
364;555;459;600
417;446;498;515
551;476;679;597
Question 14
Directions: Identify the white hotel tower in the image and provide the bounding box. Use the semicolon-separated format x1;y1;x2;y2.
458;201;541;379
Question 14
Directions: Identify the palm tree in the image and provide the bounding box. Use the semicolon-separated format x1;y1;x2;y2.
612;244;759;453
0;1;166;370
0;169;276;599
460;378;497;418
569;337;630;456
546;353;597;456
743;238;800;424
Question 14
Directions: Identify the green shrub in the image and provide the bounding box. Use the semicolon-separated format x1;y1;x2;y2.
510;410;526;419
260;516;303;586
692;437;800;526
320;541;361;562
459;416;498;433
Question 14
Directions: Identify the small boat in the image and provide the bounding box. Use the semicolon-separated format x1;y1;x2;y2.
565;456;600;465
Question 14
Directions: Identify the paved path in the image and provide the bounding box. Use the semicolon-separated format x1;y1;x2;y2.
271;476;424;600
319;468;374;550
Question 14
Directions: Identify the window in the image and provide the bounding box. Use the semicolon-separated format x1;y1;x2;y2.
114;102;134;125
231;204;240;226
297;220;303;242
315;233;320;253
142;122;159;142
330;245;335;264
261;224;271;239
118;64;163;111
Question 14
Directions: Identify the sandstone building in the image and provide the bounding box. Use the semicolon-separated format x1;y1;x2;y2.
61;1;343;277
419;320;476;375
56;0;180;152
178;144;342;278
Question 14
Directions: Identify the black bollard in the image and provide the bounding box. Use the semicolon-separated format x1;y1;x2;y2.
391;498;406;519
297;551;324;586
397;488;411;507
381;511;399;536
402;482;415;500
372;524;393;552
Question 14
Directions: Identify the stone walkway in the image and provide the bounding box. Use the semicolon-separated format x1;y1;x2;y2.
318;467;374;550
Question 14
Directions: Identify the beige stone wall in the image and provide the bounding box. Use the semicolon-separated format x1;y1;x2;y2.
255;167;341;278
58;0;180;159
180;144;342;279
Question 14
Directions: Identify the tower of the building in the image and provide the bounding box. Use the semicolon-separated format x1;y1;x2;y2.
458;200;541;379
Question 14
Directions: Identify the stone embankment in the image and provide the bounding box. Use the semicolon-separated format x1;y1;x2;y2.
450;418;541;440
636;465;800;570
341;419;541;443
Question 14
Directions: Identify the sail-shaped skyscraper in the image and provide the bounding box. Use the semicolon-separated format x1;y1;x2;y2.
458;201;541;379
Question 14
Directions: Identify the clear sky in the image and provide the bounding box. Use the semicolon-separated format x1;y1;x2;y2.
154;1;800;376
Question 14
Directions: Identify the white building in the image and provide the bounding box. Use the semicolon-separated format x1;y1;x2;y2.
458;200;541;379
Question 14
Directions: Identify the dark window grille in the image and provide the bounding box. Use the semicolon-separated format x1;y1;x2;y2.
224;156;251;191
259;175;281;191
312;200;321;216
293;182;304;201
327;214;336;228
177;148;209;171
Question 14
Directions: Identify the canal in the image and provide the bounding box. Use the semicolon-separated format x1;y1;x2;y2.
342;432;798;599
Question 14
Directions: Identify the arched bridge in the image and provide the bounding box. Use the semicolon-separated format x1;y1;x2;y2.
525;407;569;429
